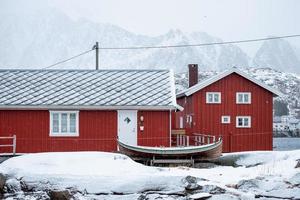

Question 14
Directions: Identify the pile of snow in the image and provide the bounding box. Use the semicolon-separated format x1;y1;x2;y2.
0;150;299;199
0;152;183;194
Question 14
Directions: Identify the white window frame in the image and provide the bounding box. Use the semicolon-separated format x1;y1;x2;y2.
49;111;79;137
236;92;251;104
221;116;231;124
206;92;221;104
236;116;251;128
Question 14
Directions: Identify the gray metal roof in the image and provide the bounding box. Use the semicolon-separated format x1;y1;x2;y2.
0;69;177;110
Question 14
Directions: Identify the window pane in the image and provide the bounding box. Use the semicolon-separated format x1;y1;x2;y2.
244;118;249;126
61;113;68;133
224;117;228;122
238;118;243;126
69;113;76;133
208;94;213;102
52;113;59;133
244;94;249;102
214;94;219;102
238;94;243;102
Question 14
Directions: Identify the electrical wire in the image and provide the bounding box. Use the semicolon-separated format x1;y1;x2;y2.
99;34;300;50
42;34;300;69
42;49;94;69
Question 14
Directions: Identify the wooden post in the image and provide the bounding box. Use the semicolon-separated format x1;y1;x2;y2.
95;42;99;70
187;136;189;146
13;135;16;155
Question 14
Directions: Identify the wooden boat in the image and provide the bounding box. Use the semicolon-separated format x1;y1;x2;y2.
118;137;222;161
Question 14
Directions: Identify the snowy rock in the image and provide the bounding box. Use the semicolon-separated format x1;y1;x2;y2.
189;192;212;200
0;173;6;193
49;190;71;200
208;194;240;200
5;178;21;193
201;185;226;194
236;179;259;190
182;176;201;190
20;180;37;192
288;172;300;186
295;160;300;168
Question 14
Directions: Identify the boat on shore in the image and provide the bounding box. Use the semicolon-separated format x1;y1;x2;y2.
118;135;222;161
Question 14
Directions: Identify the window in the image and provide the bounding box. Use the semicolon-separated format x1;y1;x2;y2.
179;116;184;129
236;116;251;128
221;116;231;124
50;111;79;136
236;92;251;104
206;92;221;104
186;115;193;124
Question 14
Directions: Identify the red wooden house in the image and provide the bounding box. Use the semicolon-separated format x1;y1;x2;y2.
172;64;281;152
0;69;179;154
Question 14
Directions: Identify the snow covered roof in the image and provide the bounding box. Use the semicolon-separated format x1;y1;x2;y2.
0;69;178;110
177;68;282;97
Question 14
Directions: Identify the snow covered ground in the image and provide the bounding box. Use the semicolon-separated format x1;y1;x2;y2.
0;151;299;199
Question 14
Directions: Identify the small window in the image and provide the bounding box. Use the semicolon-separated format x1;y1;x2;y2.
50;111;79;136
221;116;231;124
236;116;251;128
206;92;221;104
179;116;184;129
186;115;193;124
236;92;251;104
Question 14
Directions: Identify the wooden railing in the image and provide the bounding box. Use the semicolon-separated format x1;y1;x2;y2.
0;135;16;155
172;133;221;147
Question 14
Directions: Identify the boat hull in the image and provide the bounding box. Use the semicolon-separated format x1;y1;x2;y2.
118;140;222;160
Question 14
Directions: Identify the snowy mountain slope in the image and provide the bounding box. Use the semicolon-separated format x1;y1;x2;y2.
0;8;300;73
253;39;300;73
0;8;248;72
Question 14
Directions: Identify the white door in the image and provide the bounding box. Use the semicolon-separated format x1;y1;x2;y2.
118;110;137;146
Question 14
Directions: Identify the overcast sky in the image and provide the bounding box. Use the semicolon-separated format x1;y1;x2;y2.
1;0;300;55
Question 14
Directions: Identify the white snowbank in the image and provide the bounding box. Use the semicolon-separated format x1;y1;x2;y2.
0;150;299;197
0;152;183;194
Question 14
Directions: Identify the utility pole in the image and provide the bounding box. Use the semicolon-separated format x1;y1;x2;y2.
93;42;99;70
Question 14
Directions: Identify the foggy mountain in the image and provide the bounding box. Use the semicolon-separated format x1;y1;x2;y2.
0;8;299;74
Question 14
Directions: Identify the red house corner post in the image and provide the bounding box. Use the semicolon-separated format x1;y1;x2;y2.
13;134;16;155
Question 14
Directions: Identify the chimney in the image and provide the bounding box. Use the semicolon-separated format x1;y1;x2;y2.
188;64;198;87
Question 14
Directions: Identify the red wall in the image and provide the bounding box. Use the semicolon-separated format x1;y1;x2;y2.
0;110;170;153
0;110;117;153
174;73;273;152
137;111;170;147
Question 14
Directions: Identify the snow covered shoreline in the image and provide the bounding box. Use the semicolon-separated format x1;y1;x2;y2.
0;150;299;199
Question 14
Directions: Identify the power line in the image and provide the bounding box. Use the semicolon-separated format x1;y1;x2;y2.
42;34;300;69
99;34;300;50
42;49;94;69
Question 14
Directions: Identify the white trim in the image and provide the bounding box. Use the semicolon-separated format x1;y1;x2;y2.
221;116;231;124
177;68;282;97
236;116;251;128
206;92;221;104
236;92;251;104
49;111;79;137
